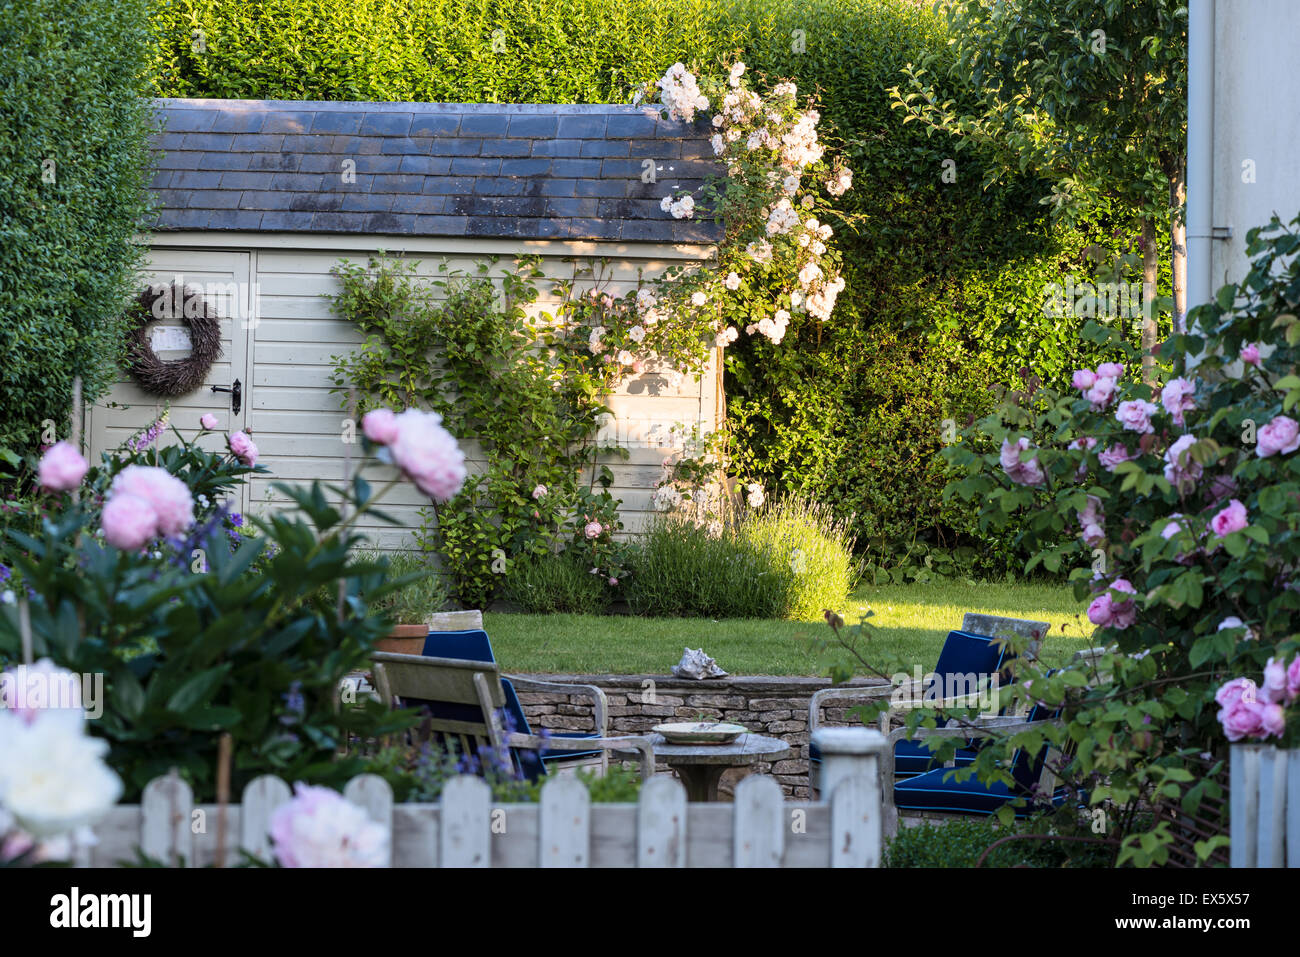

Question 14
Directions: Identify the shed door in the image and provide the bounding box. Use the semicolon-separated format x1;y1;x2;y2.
86;249;253;514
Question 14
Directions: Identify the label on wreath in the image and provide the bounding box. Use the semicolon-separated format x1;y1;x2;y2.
150;326;194;353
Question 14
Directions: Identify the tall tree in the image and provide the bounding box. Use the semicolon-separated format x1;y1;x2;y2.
890;0;1188;378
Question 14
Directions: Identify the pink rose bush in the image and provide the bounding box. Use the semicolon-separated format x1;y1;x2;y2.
1213;655;1298;741
999;436;1045;487
268;784;388;868
1086;579;1137;630
1115;399;1158;434
1209;499;1249;537
199;413;219;430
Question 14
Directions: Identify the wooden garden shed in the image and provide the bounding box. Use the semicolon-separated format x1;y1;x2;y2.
90;98;723;546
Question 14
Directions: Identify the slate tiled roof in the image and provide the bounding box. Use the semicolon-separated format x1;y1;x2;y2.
147;99;722;243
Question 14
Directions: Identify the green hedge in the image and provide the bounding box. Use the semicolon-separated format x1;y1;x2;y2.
148;0;1153;575
0;0;154;455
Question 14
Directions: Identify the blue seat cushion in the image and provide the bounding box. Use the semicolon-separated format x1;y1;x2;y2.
893;766;1069;815
809;737;980;778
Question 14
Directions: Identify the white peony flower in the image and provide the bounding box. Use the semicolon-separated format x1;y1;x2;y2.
0;709;122;839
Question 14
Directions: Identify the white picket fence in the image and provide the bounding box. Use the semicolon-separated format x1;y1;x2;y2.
82;728;886;867
1231;743;1300;867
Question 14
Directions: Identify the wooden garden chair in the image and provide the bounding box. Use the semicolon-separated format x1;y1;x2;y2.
371;651;655;780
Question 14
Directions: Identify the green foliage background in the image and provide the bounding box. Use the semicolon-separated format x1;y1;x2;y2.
147;0;1162;574
0;0;155;455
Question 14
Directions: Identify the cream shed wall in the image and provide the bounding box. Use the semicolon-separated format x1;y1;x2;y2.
89;231;720;548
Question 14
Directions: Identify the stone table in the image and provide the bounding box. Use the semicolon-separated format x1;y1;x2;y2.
643;733;792;802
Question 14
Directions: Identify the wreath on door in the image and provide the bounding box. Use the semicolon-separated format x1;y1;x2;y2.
125;282;223;397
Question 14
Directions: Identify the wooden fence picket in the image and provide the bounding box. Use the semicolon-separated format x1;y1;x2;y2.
830;775;879;868
440;775;492;867
636;776;686;867
732;774;784;867
141;771;194;867
344;774;395;868
240;775;292;865
539;776;590;867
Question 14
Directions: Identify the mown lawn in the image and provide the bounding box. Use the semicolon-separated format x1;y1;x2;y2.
485;581;1092;676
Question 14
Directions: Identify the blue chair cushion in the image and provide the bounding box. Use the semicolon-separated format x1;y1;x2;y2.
893;767;1069;815
809;737;980;778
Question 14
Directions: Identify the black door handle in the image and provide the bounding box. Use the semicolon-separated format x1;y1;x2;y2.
211;378;242;415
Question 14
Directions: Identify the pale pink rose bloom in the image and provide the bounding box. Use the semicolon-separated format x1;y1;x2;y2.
1159;377;1197;427
228;430;259;467
101;494;158;550
1220;698;1265;742
1098;444;1134;472
1086;594;1114;627
1210;499;1248;537
110;466;194;537
1084;376;1118;410
200;413;219;431
1068;436;1097;453
389;409;468;503
1096;362;1124;378
1162;434;1202;489
1078;495;1104;528
1287;657;1300;702
1263;657;1290;704
608;577;618;586
1081;523;1106;547
1240;342;1261;366
1215;677;1258;709
584;521;603;539
1256;415;1300;458
1071;369;1097;391
1115;399;1158;434
532;485;547;500
38;441;89;491
1161;515;1184;540
1205;473;1237;505
1107;579;1138;629
1260;702;1287;737
361;409;400;445
998;437;1045;487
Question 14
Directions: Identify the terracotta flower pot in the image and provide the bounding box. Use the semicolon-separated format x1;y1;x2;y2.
375;623;428;656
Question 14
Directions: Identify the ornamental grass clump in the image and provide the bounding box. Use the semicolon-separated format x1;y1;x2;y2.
627;497;856;620
738;497;859;621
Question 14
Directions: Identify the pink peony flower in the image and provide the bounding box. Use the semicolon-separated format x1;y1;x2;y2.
388;409;468;502
109;465;195;538
361;409;400;445
532;484;547;500
269;783;388;868
1288;657;1300;702
1087;594;1115;627
584;521;603;539
1098;444;1134;472
1163;434;1203;489
200;413;219;431
1159;377;1197;427
1256;415;1300;458
1240;342;1261;366
38;441;88;492
1210;499;1248;537
1115;399;1158;434
228;430;259;467
101;494;158;550
999;437;1046;487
